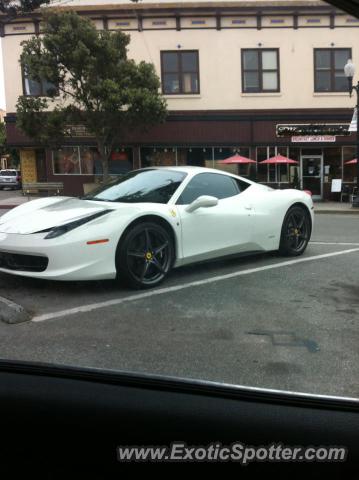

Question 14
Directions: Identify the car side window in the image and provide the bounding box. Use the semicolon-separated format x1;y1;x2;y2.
177;173;243;205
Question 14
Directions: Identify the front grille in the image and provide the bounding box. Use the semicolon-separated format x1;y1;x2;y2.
0;251;48;272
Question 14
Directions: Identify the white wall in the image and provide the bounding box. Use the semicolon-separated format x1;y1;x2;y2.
2;10;358;112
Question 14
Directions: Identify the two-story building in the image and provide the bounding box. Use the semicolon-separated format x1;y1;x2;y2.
1;0;358;198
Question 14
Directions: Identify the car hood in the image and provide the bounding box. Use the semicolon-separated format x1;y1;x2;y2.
0;197;114;234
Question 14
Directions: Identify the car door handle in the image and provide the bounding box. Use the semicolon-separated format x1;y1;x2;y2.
244;204;253;210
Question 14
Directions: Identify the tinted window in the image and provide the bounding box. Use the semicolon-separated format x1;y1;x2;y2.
177;173;243;205
161;51;200;94
0;171;17;176
83;169;187;204
242;49;279;93
314;48;351;92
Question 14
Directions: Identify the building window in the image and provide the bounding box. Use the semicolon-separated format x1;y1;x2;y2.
22;66;57;97
161;51;200;94
242;49;280;93
314;48;351;92
53;146;133;175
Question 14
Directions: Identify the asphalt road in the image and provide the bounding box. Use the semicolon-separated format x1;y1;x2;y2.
0;207;358;399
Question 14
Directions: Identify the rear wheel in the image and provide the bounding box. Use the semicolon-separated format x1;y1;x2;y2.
116;221;174;289
279;206;311;256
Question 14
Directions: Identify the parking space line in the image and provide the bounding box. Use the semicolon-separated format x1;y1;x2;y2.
310;241;359;246
31;247;359;323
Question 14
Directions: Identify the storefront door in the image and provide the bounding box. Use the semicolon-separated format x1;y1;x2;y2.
301;155;323;200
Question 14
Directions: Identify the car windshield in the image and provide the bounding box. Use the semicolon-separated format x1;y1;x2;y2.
0;171;16;176
83;169;187;204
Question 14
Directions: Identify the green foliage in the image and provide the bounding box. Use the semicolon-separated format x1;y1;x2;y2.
0;122;5;148
16;11;167;179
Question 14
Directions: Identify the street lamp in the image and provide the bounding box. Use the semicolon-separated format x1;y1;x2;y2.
344;59;359;206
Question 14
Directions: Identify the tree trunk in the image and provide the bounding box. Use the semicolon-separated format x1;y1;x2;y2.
97;140;109;183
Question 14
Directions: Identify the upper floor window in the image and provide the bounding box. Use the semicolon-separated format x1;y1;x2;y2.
241;49;280;93
22;66;57;97
161;50;200;95
314;48;351;92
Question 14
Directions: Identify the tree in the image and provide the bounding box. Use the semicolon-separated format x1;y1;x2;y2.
16;12;167;180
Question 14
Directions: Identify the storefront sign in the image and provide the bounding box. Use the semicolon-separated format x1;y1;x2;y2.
64;125;93;137
276;124;350;137
291;136;336;143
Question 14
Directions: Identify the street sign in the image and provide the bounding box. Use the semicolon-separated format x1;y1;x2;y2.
349;108;357;132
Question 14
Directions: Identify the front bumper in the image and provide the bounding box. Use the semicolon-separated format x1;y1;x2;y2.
0;182;20;188
0;232;118;281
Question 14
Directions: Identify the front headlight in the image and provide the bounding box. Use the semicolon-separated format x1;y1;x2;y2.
43;210;113;239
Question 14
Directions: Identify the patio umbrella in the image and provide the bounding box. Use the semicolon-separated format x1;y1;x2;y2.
259;154;298;165
218;154;256;164
344;158;357;165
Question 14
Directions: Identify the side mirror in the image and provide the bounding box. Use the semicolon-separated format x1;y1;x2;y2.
185;195;218;213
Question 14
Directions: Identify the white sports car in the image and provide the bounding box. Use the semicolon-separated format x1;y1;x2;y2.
0;166;314;289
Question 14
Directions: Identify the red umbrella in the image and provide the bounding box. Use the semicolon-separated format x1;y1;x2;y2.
344;158;357;165
260;154;298;165
218;154;256;164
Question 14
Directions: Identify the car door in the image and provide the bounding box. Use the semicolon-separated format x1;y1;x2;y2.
175;172;253;263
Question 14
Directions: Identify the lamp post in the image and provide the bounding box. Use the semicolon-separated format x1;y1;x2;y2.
344;59;359;206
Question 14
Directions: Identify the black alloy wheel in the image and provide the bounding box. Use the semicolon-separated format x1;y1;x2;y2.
279;206;311;256
117;221;174;289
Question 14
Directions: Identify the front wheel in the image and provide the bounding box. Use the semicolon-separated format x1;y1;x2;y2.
116;222;174;289
279;206;311;256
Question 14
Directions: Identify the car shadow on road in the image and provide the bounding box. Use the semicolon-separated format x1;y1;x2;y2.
0;251;278;298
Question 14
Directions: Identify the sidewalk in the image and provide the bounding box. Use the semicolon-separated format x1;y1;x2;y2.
0;190;359;214
314;201;359;215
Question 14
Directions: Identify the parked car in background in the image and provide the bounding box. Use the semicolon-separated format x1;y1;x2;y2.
0;169;22;190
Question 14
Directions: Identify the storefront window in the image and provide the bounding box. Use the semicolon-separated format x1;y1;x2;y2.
213;147;251;176
108;147;133;174
343;146;357;182
141;147;176;168
256;146;293;184
53;147;81;174
79;147;98;175
179;148;211;167
323;147;342;183
256;147;268;182
288;148;301;186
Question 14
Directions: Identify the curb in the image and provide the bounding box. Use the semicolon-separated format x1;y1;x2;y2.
0;296;31;324
315;210;359;215
0;205;20;210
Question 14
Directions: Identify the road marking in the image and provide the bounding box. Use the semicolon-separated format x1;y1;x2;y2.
0;295;25;313
31;247;359;323
310;241;359;246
